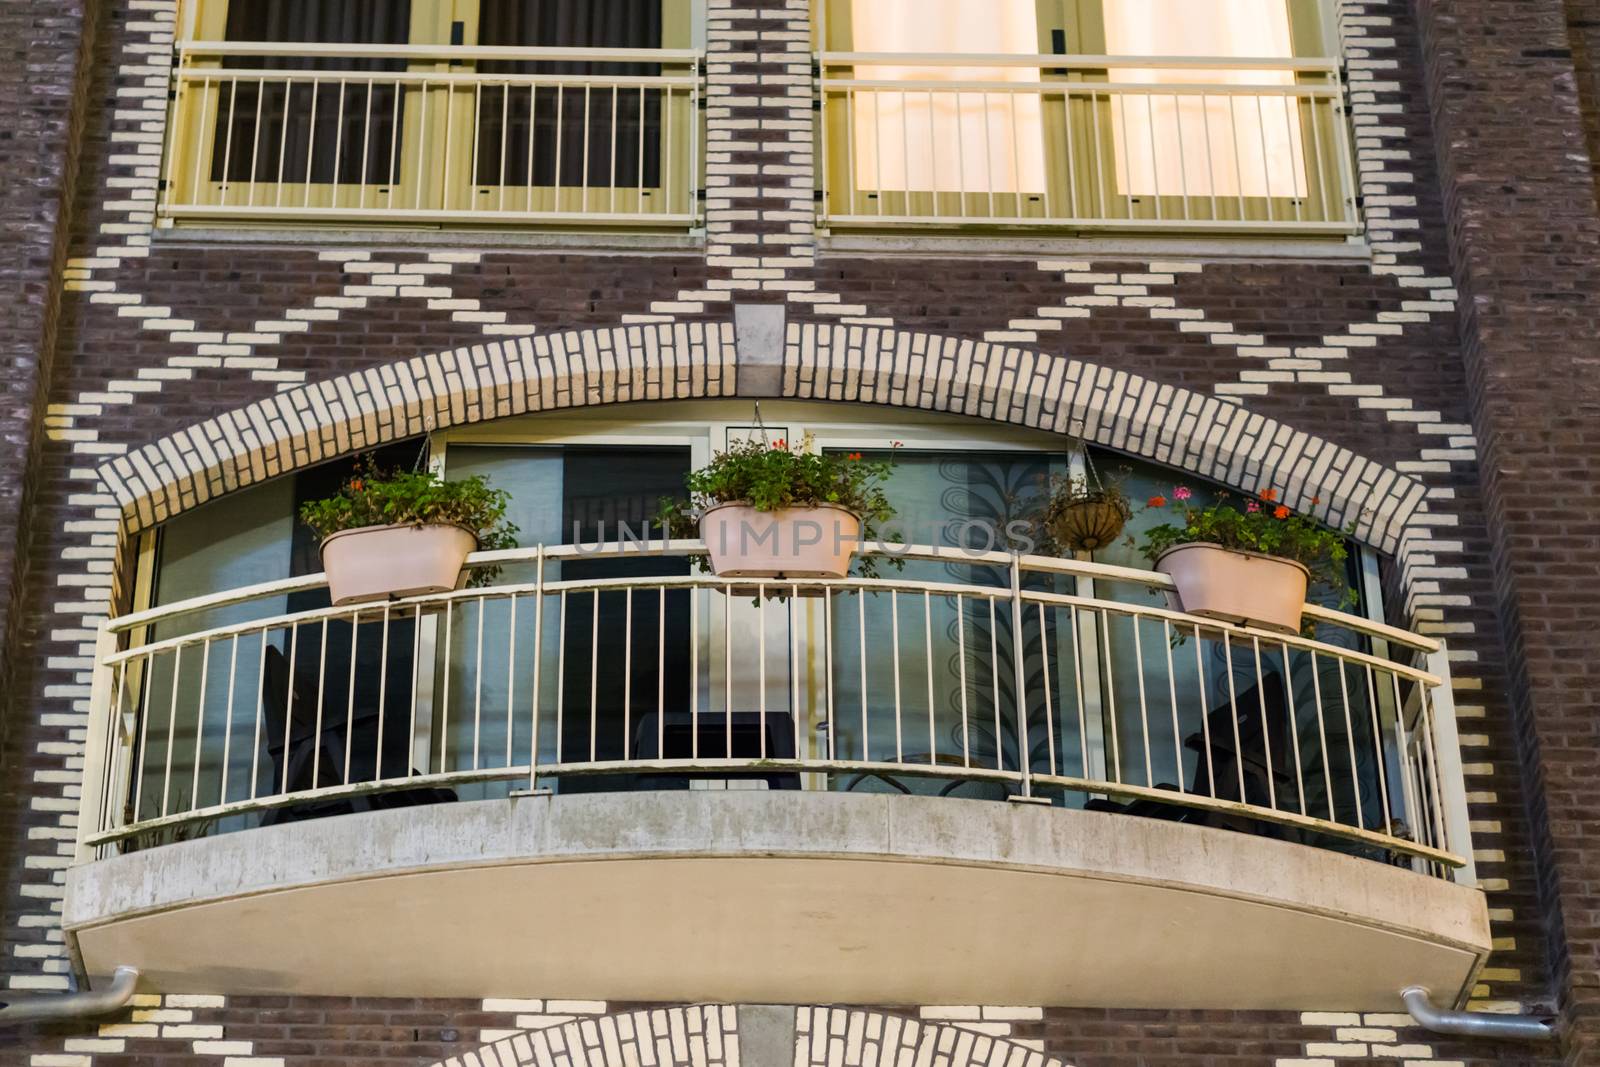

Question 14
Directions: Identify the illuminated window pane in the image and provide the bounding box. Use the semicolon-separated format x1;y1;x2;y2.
849;0;1046;195
1104;0;1309;199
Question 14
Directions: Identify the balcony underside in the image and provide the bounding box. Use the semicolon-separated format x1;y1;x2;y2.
65;791;1488;1011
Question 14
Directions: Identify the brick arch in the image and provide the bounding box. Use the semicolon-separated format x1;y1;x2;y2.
430;1005;737;1067
96;319;1425;552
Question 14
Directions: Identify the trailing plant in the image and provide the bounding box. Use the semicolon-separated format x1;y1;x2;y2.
299;458;520;586
1140;486;1357;607
656;436;901;575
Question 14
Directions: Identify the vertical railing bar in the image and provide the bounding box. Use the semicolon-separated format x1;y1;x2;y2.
661;80;672;215
1251;636;1276;811
1100;608;1119;784
160;59;189;211
191;76;213;206
982;90;995;219
554;84;565;206
989;596;1002;773
132;650;155;819
581;84;592;212
247;77;265;207
155;643;179;816
589;589;600;763
555;589;567;766
824;590;835;761
312;619;328;787
1221;631;1245;802
1281;90;1304;222
1253;93;1274;221
1063;86;1079;220
690;583;698;760
690;63;699;222
898;89;911;217
1331;67;1358;225
1193;625;1215;797
789;583;800;764
1227;95;1246;220
414;78;429;210
505;594;517;767
1115;92;1135;218
1038;603;1056;777
636;83;645;208
1172;91;1190;221
1069;604;1088;779
281;625;298;793
660;587;669;761
872;90;884;216
609;83;619;214
858;589;869;762
1164;619;1182;785
1010;556;1033;796
1090;90;1107;221
302;79;320;208
1391;671;1418;845
109;661;129;843
360;77;374;210
377;604;391;780
927;88;939;219
249;631;266;801
1145;94;1162;220
924;591;935;768
1199;91;1218;220
1016;89;1035;219
274;75;292;207
344;611;359;783
218;78;239;210
1336;659;1364;830
1418;683;1451;860
723;586;733;759
386;74;400;204
624;587;634;766
891;591;902;762
528;546;545;791
438;601;452;774
330;77;346;206
189;639;210;812
1280;642;1307;815
527;83;538;207
1364;663;1394;836
442;77;457;213
1309;649;1334;821
1309;88;1330;222
473;595;486;770
758;586;767;760
408;604;422;778
1132;617;1152;786
957;594;970;768
845;87;857;214
953;89;967;219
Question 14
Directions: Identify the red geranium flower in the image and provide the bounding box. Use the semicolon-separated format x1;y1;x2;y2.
1259;488;1279;503
1274;505;1290;520
1148;495;1168;508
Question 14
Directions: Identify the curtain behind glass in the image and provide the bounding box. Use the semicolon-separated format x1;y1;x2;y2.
212;0;413;185
474;0;664;188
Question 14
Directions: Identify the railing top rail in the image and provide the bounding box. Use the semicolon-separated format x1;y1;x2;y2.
104;540;1440;655
819;78;1342;97
176;68;701;89
818;51;1341;73
179;41;703;64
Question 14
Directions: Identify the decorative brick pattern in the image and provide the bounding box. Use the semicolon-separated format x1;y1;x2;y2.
798;1009;1065;1067
436;1005;733;1067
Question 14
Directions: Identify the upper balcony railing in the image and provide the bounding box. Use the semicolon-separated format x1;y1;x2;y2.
159;41;702;229
818;53;1360;235
77;542;1469;879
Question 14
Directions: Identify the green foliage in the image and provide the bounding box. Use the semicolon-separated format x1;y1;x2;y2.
656;436;901;575
1139;486;1355;606
298;457;520;586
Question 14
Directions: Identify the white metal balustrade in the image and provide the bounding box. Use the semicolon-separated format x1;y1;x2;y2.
819;53;1360;234
76;542;1470;880
159;42;701;227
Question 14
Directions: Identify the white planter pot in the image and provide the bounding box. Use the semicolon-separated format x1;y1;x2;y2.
1155;542;1310;635
700;503;862;579
320;523;478;606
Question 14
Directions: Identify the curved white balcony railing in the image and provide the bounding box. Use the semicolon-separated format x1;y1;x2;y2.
75;542;1473;881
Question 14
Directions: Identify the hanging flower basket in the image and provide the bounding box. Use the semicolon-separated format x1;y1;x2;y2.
1044;473;1132;553
300;460;518;607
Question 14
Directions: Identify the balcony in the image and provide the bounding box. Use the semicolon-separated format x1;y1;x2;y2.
158;41;702;230
66;543;1489;1009
818;53;1360;236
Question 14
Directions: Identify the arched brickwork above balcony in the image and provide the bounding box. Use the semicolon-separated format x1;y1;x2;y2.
424;1005;1073;1067
96;320;1426;553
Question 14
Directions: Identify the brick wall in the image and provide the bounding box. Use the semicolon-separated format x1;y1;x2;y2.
0;0;1587;1064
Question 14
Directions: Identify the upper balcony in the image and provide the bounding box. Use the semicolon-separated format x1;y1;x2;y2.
66;541;1488;1011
